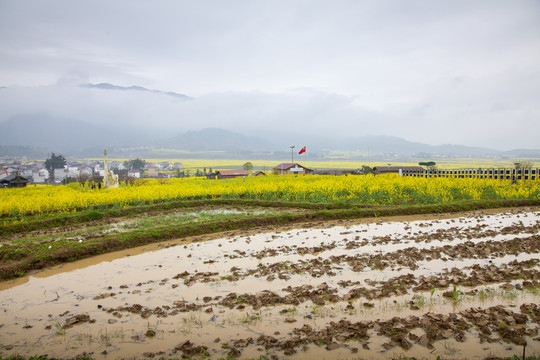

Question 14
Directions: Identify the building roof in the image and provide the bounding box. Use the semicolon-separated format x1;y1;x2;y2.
251;171;266;176
273;163;312;171
273;163;299;170
217;170;249;176
0;174;29;183
373;166;425;173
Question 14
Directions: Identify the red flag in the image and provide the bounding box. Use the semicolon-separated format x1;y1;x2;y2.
298;146;306;155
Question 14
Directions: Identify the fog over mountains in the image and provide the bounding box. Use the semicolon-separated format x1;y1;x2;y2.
1;113;538;160
0;83;539;159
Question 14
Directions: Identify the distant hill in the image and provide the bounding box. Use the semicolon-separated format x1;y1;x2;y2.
326;135;501;157
250;131;505;157
502;149;540;158
79;83;191;100
160;130;540;158
2;114;539;159
0;145;49;158
0;114;157;154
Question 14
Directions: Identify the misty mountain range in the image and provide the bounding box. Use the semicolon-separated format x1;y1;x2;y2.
1;82;538;160
79;83;192;100
1;114;539;160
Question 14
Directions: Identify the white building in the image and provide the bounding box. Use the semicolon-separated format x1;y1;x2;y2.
128;169;141;178
67;166;80;178
32;168;49;183
54;168;69;181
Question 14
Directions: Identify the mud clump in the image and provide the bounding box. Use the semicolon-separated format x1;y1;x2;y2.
213;304;540;358
460;304;539;346
173;340;209;358
63;314;95;329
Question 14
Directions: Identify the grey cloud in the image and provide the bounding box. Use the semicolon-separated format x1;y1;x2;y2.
0;0;539;150
2;84;535;150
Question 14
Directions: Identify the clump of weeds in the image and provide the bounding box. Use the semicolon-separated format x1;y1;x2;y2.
55;321;65;336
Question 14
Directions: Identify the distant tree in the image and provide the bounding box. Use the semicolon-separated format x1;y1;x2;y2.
243;162;254;171
113;168;128;176
77;172;92;189
514;160;534;170
156;177;169;185
124;158;147;171
361;165;374;175
62;176;76;185
44;153;66;181
89;175;103;188
132;178;148;187
418;161;436;168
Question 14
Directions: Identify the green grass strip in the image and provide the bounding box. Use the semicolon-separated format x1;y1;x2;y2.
0;198;539;281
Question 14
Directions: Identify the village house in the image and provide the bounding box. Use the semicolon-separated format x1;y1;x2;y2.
148;165;159;178
93;162;103;173
250;171;266;177
2;167;18;177
159;162;171;170
54;168;70;182
32;168;49;184
207;170;249;180
1;174;29;188
128;169;141;179
109;161;124;170
67;165;80;178
0;169;8;180
273;163;314;175
18;165;34;178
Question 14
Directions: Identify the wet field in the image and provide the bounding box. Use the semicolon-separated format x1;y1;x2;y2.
0;208;539;359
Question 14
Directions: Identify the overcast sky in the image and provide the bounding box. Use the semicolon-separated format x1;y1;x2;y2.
1;0;539;150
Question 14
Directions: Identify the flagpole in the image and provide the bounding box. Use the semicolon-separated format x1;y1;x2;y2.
298;146;307;173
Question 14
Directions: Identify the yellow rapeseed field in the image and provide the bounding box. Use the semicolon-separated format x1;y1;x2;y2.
1;174;539;217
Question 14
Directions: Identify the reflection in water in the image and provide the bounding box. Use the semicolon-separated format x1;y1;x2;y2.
0;209;538;359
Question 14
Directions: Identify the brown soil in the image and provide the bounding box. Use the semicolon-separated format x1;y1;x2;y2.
0;207;539;359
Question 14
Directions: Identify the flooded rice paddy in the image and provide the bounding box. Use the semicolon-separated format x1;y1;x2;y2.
0;208;539;359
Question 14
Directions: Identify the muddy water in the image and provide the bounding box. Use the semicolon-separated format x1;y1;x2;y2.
0;208;539;359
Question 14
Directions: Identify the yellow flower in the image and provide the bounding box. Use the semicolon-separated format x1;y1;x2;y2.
2;174;539;217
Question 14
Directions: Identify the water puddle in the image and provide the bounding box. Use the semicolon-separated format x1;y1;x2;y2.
1;208;539;359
